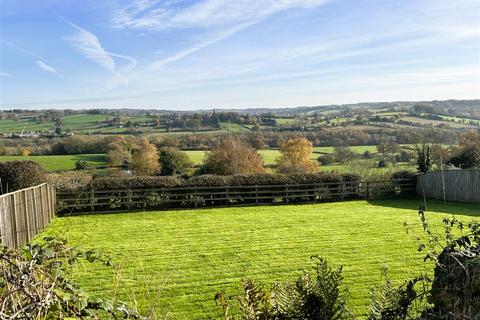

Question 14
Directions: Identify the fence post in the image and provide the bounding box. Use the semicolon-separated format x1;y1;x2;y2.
255;185;259;205
90;189;95;212
194;187;198;208
11;193;18;248
285;185;289;203
225;186;229;206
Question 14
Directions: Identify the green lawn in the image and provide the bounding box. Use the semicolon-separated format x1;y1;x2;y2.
39;199;479;319
0;154;106;171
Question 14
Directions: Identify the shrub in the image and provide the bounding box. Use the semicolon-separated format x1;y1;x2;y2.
74;160;88;170
0;237;143;318
158;147;193;176
318;154;335;165
200;137;265;175
216;256;350;320
368;270;427;320
377;159;387;168
0;160;47;193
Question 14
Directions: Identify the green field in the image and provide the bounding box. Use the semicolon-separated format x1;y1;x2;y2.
313;145;379;154
0;154;106;171
0;113;154;134
40;199;479;319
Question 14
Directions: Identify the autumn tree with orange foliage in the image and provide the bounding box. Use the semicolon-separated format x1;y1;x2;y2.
129;138;160;175
276;137;319;174
200;138;265;175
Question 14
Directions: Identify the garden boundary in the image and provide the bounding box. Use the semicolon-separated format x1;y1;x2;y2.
0;183;56;248
57;178;416;215
417;170;480;203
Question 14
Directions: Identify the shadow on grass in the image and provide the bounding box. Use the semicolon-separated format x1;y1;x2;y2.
367;197;480;217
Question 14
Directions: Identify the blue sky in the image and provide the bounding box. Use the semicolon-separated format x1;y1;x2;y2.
0;0;479;109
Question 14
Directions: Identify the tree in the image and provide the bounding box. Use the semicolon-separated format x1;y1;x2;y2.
276;137;319;174
448;147;479;169
74;160;88;170
332;146;356;164
129;138;160;175
158;147;193;176
20;147;31;156
363;150;373;159
377;142;401;155
415;144;431;173
106;142;130;167
430;144;450;166
457;130;480;149
250;133;267;149
200;137;265;175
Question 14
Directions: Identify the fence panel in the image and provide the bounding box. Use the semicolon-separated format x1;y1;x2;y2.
57;178;416;215
0;184;56;248
417;170;480;203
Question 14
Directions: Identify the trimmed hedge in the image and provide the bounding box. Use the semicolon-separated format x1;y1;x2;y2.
60;172;361;192
90;176;182;190
0;161;47;194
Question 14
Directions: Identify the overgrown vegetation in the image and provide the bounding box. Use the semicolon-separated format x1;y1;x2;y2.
0;237;145;319
216;256;350;320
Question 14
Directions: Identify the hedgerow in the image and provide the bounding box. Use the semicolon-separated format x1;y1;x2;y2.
58;172;363;192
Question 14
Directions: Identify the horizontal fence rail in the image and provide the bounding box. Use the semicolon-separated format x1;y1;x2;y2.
417;170;480;203
57;179;416;215
0;184;56;248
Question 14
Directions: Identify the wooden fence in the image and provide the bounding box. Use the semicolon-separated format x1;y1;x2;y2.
57;178;416;215
417;170;480;203
0;184;56;248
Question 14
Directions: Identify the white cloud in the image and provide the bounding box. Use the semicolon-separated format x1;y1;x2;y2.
112;0;330;31
65;21;137;74
114;0;331;70
35;60;64;79
0;72;9;77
